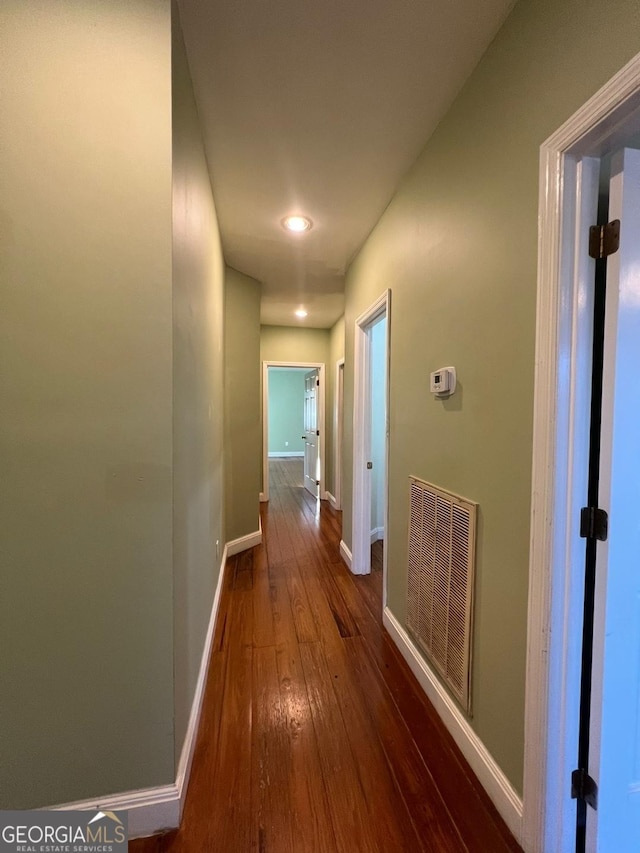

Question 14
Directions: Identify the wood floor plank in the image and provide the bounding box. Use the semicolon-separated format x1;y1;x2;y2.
302;549;360;639
181;648;227;789
332;556;521;852
298;641;379;853
251;646;294;853
211;564;234;653
374;631;523;853
343;635;467;853
285;560;319;644
151;655;226;852
130;458;522;853
252;543;276;648
277;504;356;648
205;588;253;851
297;564;350;656
371;540;384;573
267;490;296;567
317;635;429;853
268;537;337;851
270;567;336;853
270;573;302;648
234;547;254;591
276;638;337;853
333;569;382;635
351;570;384;627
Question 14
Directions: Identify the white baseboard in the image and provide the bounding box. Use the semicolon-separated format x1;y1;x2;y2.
259;491;267;502
268;451;304;457
326;491;339;509
175;543;227;818
339;539;352;569
370;526;384;544
53;784;180;839
383;608;523;844
226;519;262;556
52;545;230;839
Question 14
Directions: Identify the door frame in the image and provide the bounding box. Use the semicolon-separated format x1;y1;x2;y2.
523;52;640;853
350;290;390;591
332;358;345;510
261;361;326;503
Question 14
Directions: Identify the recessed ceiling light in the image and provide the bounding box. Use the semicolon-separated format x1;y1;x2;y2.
282;215;312;233
295;309;308;318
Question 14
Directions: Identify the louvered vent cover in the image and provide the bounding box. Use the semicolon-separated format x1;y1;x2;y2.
407;476;477;713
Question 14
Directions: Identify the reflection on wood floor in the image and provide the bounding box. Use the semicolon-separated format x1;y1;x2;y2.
272;454;304;488
130;458;522;852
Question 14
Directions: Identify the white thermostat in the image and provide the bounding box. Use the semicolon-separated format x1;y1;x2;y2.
430;366;456;397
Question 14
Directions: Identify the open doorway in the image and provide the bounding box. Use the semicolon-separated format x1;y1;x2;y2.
302;368;321;497
369;317;387;577
524;54;640;853
331;358;345;510
262;361;326;503
350;291;390;599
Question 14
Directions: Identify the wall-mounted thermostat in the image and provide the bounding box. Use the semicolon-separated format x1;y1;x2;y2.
430;366;456;397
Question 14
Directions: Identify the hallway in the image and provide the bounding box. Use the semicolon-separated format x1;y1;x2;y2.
131;459;521;852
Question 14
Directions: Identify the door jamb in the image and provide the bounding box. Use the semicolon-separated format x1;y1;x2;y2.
262;361;326;503
524;51;640;853
350;290;390;581
332;358;345;510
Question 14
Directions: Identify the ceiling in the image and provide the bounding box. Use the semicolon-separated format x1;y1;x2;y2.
178;0;515;328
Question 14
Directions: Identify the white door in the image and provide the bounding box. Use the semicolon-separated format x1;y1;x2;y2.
587;147;640;852
303;369;319;498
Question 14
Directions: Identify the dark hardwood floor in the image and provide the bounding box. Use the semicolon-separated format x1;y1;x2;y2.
130;458;522;852
371;537;383;574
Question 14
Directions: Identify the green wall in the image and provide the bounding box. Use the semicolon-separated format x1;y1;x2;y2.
225;268;262;542
260;321;345;503
0;0;175;805
342;0;640;794
268;371;306;455
260;325;331;364
260;325;331;493
260;321;346;499
172;3;225;765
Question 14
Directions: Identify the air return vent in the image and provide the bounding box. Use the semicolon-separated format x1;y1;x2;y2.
407;477;477;713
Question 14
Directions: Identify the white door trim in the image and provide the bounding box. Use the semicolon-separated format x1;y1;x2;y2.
331;358;345;510
350;290;390;579
381;303;391;608
524;51;640;853
262;361;326;502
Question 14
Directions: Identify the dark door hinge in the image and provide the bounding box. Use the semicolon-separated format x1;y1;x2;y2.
316;429;320;436
316;378;320;387
579;506;608;541
571;768;598;810
315;479;320;486
588;220;620;259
